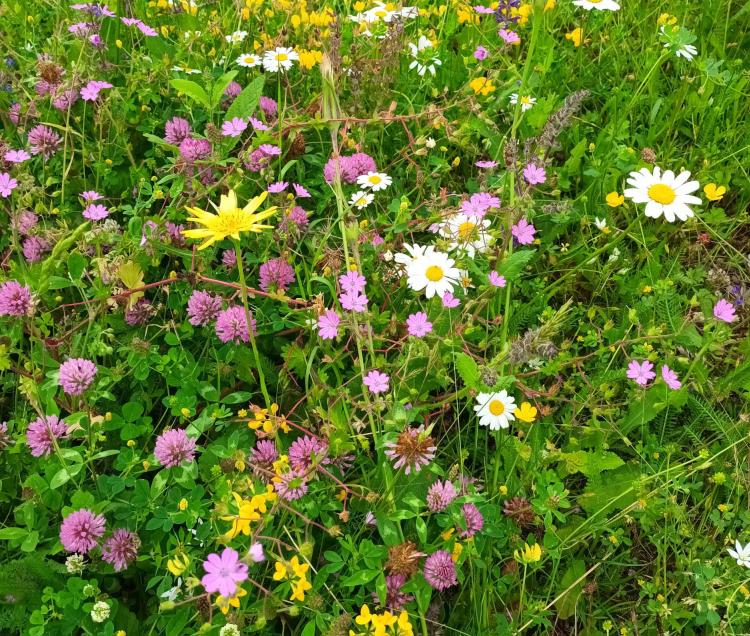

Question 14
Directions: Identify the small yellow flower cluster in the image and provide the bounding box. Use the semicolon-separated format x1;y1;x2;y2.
216;587;247;614
514;542;542;564
351;604;414;635
273;555;312;601
298;49;323;70
167;552;190;576
221;485;277;539
469;77;495;96
291;6;336;28
246;403;291;434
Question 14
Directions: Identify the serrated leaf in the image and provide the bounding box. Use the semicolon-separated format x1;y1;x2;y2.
169;78;210;109
225;76;265;122
497;249;536;279
117;261;145;309
455;352;480;389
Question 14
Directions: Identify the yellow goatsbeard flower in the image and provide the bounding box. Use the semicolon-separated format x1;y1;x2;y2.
182;189;277;250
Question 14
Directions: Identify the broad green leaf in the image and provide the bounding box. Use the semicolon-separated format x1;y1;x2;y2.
118;261;145;309
169;79;210;109
455;352;480;389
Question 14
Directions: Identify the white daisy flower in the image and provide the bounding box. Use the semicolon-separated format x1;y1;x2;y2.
440;213;492;257
572;0;620;10
262;47;299;73
474;391;517;430
623;166;701;222
728;540;750;569
356;171;392;191
509;93;536;111
349;191;374;209
236;53;262;68
405;249;460;299
395;243;433;269
225;30;248;44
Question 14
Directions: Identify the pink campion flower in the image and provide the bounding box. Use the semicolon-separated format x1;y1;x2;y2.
511;218;536;245
293;183;311;198
0;173;18;198
80;190;103;202
423;550;458;590
0;281;33;316
473;5;495;13
363;369;389;394
4;149;30;163
523;163;546;185
488;271;506;287
473;46;488;60
317;310;341;340
26;415;68;457
339;291;368;313
83;203;109;220
460;198;488;218
201;548;248;598
215;306;256;343
626;360;656;386
249;116;269;131
59;509;106;554
80;80;112;101
101;529;140;571
154;428;196;467
442;292;460;308
661;365;681;390
339;270;366;295
221;117;248;137
407;311;432;337
499;29;520;44
713;298;737;323
58;358;98;395
475;160;498;169
267;181;288;194
248;542;265;563
471;192;500;210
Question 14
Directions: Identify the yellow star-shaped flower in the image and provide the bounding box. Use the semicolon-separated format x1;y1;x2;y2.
182;189;277;250
514;402;538;423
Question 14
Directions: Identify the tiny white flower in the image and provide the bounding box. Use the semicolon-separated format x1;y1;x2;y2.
728;540;750;569
425;137;436;148
509;93;536;111
225;30;248;44
594;217;608;231
674;44;698;60
172;66;201;74
356;171;392;191
349;190;375;209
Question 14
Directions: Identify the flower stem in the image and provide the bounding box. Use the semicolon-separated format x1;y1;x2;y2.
234;242;271;408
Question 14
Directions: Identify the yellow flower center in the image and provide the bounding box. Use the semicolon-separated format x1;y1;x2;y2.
244;56;255;64
457;221;476;240
369;175;382;184
276;53;288;61
647;183;676;205
520;96;531;104
489;400;505;416
425;265;444;282
588;0;602;3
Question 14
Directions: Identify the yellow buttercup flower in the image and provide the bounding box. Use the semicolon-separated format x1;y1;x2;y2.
606;192;625;207
514;542;542;564
167;553;189;576
182;190;276;250
514;402;538;423
704;183;726;202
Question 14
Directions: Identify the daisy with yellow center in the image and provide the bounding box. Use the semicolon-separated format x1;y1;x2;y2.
401;245;461;299
509;93;536;111
474;391;517;430
236;53;261;67
182;189;276;250
356;171;392;192
440;213;492;257
262;47;299;72
623;166;701;222
573;0;620;10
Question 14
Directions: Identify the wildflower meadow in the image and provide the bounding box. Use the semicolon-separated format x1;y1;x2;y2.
2;0;750;634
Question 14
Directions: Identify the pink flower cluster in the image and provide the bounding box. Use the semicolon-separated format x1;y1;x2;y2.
626;360;681;390
459;192;500;218
339;270;368;313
